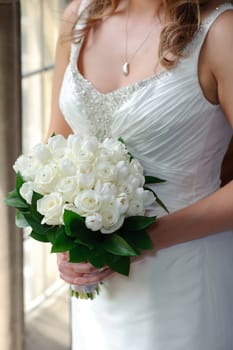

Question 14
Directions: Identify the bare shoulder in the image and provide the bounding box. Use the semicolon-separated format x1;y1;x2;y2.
59;0;82;34
56;0;83;57
207;9;233;50
204;8;233;73
206;8;233;127
45;0;83;139
62;0;82;20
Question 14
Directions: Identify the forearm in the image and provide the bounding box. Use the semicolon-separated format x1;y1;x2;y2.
150;180;233;250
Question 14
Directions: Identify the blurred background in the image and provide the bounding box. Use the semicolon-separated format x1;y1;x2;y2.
0;1;71;350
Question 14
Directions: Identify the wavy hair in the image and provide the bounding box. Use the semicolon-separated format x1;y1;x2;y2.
71;0;232;68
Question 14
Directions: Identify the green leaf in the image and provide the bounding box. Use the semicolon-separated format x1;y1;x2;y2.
74;237;95;249
64;210;102;249
30;230;50;243
51;228;76;253
69;245;90;263
123;216;156;232
102;234;138;256
46;227;60;244
16;172;25;195
88;248;107;269
106;255;131;276
155;195;169;214
122;230;153;250
5;190;28;209
31;191;44;220
145;176;166;184
64;209;86;237
23;212;51;235
15;211;29;228
144;186;169;213
118;137;126;145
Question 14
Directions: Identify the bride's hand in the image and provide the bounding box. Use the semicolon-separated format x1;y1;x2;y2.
57;252;114;285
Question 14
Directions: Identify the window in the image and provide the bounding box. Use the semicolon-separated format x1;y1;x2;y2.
21;0;68;312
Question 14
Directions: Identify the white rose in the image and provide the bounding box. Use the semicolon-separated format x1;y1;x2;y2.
143;189;155;207
102;140;128;163
74;190;102;216
128;174;145;189
134;188;155;207
63;203;81;216
32;143;51;164
37;192;63;225
127;198;145;217
19;182;34;204
81;137;98;153
97;147;114;162
76;172;95;191
34;163;58;194
102;138;126;154
118;181;134;199
116;160;130;180
13;155;41;181
115;193;129;214
77;148;95;164
112;144;129;163
100;207;124;234
47;135;67;158
67;134;82;159
95;180;117;196
130;159;144;175
77;162;93;175
55;176;78;202
96;161;117;182
76;161;95;190
85;213;103;231
58;158;76;176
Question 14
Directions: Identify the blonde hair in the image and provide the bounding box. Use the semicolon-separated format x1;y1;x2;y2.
71;0;232;68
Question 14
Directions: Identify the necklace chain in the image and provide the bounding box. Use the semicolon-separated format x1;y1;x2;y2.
122;2;158;76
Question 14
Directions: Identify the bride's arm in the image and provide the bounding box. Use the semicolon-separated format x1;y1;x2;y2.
150;181;233;250
49;1;114;285
45;0;81;140
150;11;233;251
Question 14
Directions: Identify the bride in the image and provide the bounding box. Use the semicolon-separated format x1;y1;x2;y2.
47;0;233;349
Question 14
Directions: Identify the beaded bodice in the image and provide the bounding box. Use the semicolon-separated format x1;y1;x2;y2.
69;41;169;141
59;3;233;215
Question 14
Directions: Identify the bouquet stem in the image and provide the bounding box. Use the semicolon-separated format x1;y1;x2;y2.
71;283;101;300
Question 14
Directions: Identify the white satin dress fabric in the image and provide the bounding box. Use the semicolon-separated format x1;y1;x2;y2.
59;2;233;349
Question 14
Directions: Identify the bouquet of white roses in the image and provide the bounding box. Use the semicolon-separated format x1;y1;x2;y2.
5;134;167;299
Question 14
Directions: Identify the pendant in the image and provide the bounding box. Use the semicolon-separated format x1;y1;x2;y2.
122;62;129;76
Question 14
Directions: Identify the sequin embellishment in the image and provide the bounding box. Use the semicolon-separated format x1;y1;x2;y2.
70;45;169;141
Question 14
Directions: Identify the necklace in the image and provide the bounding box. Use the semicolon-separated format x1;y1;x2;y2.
122;3;157;76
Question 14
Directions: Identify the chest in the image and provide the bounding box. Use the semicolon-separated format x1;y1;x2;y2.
77;16;163;94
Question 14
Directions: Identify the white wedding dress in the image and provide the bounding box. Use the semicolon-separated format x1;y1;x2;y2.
59;2;233;349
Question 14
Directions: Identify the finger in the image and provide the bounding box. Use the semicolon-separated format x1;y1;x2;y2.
59;269;83;280
58;264;109;280
60;269;114;285
59;261;104;275
70;262;98;274
74;268;113;285
58;262;95;275
59;272;82;285
57;252;69;264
